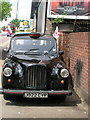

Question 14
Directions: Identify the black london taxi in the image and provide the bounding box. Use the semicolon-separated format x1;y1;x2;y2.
0;32;72;100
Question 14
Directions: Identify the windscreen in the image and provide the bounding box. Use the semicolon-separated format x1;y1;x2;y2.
11;37;57;53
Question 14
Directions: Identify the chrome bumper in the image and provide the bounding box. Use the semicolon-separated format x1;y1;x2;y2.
0;88;72;96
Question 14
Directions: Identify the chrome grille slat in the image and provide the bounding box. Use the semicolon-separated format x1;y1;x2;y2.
29;67;31;87
28;69;30;87
32;67;35;87
39;68;41;88
27;65;47;89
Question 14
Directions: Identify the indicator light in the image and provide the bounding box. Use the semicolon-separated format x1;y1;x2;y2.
8;79;11;83
61;80;64;84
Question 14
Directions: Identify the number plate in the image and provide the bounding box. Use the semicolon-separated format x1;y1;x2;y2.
24;92;48;98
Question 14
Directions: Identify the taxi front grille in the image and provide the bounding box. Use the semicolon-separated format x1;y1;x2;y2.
26;65;47;89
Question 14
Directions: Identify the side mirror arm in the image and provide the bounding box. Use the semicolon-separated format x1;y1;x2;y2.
59;50;64;55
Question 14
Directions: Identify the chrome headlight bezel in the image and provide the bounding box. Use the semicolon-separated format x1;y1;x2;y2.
3;67;12;77
60;68;69;78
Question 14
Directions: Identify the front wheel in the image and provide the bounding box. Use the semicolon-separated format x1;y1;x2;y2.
3;94;23;102
60;96;66;101
55;96;66;102
3;94;15;101
3;94;11;100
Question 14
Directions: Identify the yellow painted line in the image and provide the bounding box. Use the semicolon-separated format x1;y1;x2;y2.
0;41;10;47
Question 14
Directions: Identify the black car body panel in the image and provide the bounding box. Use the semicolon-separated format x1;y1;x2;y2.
1;32;72;100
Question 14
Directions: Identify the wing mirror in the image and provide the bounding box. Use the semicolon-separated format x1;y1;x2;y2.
2;48;9;60
59;50;64;55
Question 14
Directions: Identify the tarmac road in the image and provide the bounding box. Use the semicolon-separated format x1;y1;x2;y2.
0;35;88;119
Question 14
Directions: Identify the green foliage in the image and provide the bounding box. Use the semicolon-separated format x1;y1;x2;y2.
1;26;6;31
52;17;64;24
25;28;31;32
52;12;67;24
10;19;23;28
0;0;12;21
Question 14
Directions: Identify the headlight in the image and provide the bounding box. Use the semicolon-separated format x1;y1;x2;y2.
60;69;69;78
3;67;12;77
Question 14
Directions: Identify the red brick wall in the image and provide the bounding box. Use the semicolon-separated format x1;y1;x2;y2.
69;32;88;102
58;32;88;102
59;32;70;66
89;33;90;104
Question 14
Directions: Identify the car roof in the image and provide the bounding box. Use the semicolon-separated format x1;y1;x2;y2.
13;32;45;36
12;32;56;41
13;32;31;36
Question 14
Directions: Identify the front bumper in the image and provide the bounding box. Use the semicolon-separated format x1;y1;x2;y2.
0;88;72;96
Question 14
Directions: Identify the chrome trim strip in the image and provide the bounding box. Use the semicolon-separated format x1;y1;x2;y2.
3;89;72;95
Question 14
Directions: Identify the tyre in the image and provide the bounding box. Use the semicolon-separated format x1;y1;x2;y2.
3;94;23;102
60;96;66;101
55;96;66;102
3;94;10;100
3;94;15;100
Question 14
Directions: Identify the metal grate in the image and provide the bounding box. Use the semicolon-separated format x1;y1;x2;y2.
27;65;47;89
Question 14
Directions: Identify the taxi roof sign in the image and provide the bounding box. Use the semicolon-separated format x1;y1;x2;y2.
29;32;41;38
13;32;41;38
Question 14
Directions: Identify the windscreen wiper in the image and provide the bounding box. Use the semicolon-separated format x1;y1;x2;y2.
48;45;55;52
28;48;39;51
24;48;40;55
13;51;24;55
43;46;55;55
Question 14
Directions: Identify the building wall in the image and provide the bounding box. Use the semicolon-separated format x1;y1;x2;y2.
45;18;89;102
89;33;90;104
45;19;52;35
69;32;88;102
58;32;88;102
58;32;70;67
